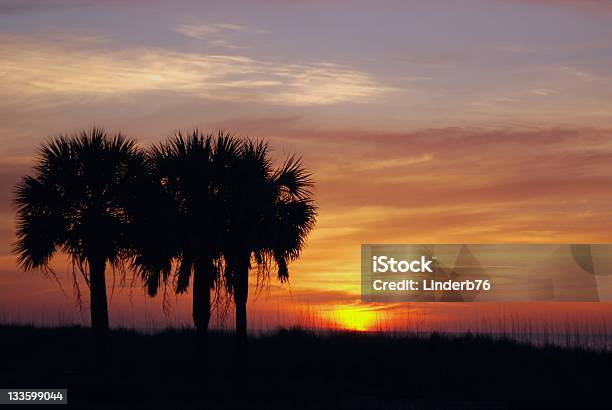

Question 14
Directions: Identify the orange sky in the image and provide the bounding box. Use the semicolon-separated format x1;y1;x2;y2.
2;0;612;332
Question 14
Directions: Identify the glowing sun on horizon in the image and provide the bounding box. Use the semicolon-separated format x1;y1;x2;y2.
326;307;377;331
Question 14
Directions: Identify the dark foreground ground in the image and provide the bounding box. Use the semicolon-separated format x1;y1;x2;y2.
1;325;611;409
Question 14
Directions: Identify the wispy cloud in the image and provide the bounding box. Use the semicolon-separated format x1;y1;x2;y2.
354;154;433;171
174;22;269;48
176;22;245;38
0;35;393;106
531;88;556;96
559;65;602;83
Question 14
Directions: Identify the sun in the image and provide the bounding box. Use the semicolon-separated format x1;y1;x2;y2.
326;307;377;331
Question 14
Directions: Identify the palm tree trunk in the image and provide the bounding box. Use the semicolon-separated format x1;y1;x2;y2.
235;267;248;340
234;255;250;395
192;261;211;331
89;255;109;372
192;258;211;388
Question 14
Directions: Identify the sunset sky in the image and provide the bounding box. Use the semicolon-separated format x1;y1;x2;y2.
2;0;612;332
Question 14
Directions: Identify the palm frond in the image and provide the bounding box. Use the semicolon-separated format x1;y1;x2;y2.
13;175;62;270
272;155;314;200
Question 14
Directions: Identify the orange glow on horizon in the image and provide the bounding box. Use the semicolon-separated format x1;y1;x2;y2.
323;306;379;331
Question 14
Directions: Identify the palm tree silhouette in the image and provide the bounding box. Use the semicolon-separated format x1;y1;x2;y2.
13;128;148;368
223;140;316;391
134;131;242;384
